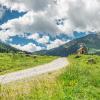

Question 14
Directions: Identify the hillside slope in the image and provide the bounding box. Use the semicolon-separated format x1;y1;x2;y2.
1;55;100;100
34;34;100;56
0;41;20;53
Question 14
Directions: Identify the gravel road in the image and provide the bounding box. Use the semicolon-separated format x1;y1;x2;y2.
0;57;69;84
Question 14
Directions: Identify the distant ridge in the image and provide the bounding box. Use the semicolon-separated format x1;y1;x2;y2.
0;41;21;53
33;34;100;56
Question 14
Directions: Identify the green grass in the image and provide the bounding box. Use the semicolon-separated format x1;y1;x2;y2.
0;55;100;100
0;53;57;75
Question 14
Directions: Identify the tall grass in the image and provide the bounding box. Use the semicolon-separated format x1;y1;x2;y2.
0;53;57;75
0;55;100;100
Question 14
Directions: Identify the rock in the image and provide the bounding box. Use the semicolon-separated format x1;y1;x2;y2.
33;55;37;59
87;58;96;64
75;55;81;58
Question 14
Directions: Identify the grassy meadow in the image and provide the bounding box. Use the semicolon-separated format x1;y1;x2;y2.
0;53;57;75
0;55;100;100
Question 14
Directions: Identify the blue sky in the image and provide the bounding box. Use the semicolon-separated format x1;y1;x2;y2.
0;0;99;52
0;6;86;51
0;6;26;25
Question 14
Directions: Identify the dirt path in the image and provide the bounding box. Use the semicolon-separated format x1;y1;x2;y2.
0;57;69;84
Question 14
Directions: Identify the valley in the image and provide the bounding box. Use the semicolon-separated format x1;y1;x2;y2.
0;53;57;75
1;55;100;100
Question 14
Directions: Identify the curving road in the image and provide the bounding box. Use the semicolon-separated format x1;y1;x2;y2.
0;57;69;84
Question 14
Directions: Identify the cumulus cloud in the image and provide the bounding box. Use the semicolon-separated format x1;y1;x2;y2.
67;0;100;32
0;0;27;12
0;0;100;38
0;6;5;19
11;39;66;52
11;43;42;52
0;0;54;12
0;0;100;51
47;39;66;50
0;11;60;41
27;33;40;40
27;33;50;44
38;36;50;44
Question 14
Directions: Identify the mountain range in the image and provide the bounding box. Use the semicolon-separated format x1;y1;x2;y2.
33;34;100;56
0;34;100;56
0;41;20;53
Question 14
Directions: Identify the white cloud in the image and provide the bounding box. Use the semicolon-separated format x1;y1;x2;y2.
0;0;100;37
27;33;40;40
0;0;27;12
0;10;60;41
0;0;100;52
11;43;42;52
0;0;54;12
27;33;50;44
38;36;50;44
0;6;5;19
47;39;66;50
67;0;100;32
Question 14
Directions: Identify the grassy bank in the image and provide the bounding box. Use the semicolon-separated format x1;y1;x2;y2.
0;53;57;75
0;55;100;100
